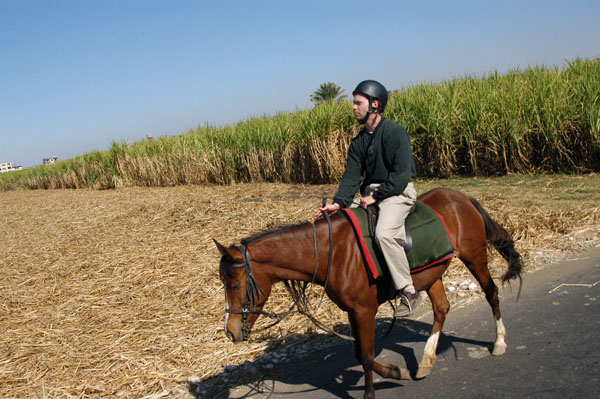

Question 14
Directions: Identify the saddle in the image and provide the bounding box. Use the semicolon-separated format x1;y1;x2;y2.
366;204;414;253
343;201;455;281
362;184;414;253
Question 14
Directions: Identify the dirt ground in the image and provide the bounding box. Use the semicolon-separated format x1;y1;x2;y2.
1;176;599;398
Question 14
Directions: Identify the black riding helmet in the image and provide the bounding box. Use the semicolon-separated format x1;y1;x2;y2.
352;80;388;114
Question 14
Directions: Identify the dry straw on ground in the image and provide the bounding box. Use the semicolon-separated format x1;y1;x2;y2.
1;177;599;398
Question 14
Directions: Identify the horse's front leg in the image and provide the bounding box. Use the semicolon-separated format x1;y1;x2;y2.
348;307;376;399
348;307;409;399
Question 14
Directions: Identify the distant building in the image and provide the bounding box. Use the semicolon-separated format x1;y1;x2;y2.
43;156;58;165
146;133;154;140
0;162;22;173
0;162;11;173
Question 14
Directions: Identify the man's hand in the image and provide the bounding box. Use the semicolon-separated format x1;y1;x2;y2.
315;203;340;219
359;195;376;208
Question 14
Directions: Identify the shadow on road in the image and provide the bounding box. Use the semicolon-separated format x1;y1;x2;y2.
190;317;493;398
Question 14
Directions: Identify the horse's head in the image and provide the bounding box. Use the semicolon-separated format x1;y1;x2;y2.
214;239;270;342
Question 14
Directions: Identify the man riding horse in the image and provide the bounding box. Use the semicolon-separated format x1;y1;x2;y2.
316;80;421;317
217;80;524;399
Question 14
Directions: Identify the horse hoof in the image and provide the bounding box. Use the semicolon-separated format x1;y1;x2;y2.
386;365;411;380
399;367;410;380
492;343;507;356
416;366;432;379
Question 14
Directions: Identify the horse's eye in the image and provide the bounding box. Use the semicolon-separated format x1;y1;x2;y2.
229;282;241;291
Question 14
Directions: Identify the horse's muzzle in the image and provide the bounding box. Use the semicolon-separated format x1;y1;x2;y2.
225;326;244;343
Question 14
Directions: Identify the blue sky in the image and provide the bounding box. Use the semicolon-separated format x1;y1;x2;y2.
1;0;599;168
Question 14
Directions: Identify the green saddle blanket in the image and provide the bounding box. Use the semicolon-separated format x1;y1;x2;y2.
343;201;455;280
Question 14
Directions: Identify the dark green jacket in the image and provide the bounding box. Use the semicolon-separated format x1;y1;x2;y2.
334;118;416;208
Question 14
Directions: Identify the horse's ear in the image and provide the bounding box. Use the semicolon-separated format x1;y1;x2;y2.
213;239;234;261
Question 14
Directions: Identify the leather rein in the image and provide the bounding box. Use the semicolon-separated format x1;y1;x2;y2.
224;207;355;341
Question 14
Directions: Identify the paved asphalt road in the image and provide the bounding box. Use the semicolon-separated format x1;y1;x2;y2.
225;245;600;399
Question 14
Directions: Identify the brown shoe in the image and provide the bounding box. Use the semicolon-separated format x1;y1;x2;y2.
394;291;423;318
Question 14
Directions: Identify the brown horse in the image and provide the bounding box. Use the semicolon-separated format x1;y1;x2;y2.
215;187;523;399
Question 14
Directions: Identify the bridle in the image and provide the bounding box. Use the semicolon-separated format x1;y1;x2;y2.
224;244;295;340
223;207;355;341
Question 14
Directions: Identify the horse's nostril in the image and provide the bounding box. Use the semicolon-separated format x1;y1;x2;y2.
225;330;234;342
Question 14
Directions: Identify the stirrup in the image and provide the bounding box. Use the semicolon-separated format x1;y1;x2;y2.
394;292;423;318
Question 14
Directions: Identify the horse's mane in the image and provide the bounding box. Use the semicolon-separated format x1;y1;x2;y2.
241;212;345;246
241;221;311;245
218;259;234;283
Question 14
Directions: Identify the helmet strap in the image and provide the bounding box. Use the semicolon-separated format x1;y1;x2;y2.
357;97;380;125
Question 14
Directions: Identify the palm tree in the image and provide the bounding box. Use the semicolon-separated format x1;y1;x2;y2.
310;82;347;104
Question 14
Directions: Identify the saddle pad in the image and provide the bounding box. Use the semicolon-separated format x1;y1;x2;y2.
343;202;456;280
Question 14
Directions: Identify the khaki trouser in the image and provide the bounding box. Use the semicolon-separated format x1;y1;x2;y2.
352;182;417;292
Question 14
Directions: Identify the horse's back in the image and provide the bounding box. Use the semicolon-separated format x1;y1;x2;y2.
417;187;486;251
418;187;479;215
418;187;471;204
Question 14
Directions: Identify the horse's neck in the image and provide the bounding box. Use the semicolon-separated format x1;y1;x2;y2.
250;221;331;284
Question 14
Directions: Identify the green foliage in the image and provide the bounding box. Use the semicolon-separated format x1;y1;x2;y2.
1;58;599;190
311;82;348;104
386;58;600;176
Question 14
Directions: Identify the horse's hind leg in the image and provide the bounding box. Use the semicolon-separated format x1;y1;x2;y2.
416;278;449;379
462;250;507;356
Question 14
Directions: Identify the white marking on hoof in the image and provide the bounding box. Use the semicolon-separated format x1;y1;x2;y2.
493;317;507;356
416;366;432;379
492;342;507;356
423;331;440;360
399;367;411;380
419;331;440;373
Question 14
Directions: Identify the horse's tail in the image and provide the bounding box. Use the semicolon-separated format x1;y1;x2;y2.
470;198;524;287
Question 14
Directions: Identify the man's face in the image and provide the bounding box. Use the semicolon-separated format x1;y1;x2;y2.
353;93;370;123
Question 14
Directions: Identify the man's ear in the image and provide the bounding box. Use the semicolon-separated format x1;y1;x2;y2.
371;99;380;113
